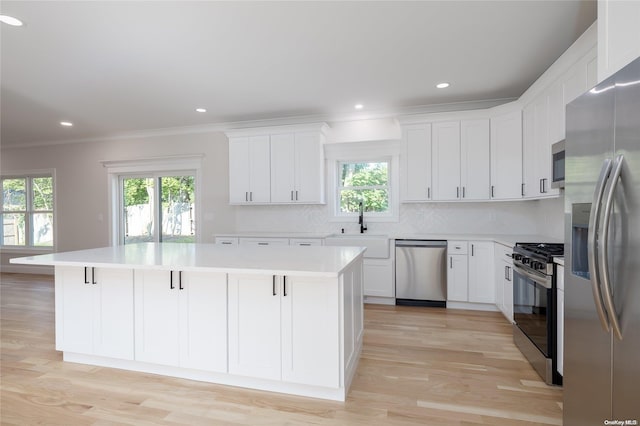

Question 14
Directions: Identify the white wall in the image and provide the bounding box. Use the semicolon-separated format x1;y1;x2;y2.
1;131;235;271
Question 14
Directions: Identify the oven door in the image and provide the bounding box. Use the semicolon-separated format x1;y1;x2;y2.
512;264;553;357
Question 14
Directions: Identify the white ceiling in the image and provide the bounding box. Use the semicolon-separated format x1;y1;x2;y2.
0;1;596;147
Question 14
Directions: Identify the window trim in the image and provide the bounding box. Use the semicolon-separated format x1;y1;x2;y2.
103;155;203;246
1;169;56;251
325;141;400;223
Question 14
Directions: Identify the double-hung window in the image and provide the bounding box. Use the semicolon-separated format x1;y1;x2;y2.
337;160;391;216
1;174;55;247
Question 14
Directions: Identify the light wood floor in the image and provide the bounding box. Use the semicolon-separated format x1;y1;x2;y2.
0;273;563;425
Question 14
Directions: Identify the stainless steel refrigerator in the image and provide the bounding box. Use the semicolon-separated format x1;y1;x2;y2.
564;56;640;425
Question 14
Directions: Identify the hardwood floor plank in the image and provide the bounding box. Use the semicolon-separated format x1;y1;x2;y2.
0;273;562;425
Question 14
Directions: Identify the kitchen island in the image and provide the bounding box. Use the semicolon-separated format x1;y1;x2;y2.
11;243;365;401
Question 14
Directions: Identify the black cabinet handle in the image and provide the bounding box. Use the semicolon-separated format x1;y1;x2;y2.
272;276;276;296
521;183;525;197
250;192;253;201
539;178;544;194
462;187;466;198
245;191;248;202
507;266;512;281
491;185;495;198
179;271;183;290
456;187;460;198
427;187;431;199
471;244;474;256
505;265;508;280
170;271;175;290
295;190;298;201
291;190;294;201
92;267;97;284
450;257;453;269
84;267;89;284
283;276;288;297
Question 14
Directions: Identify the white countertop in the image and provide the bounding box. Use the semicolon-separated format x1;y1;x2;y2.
554;257;565;266
10;243;366;278
217;232;563;248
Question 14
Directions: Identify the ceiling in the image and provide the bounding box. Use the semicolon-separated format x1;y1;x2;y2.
0;1;596;147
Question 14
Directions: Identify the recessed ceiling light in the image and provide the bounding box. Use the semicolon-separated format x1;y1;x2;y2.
195;108;207;113
436;82;450;89
0;15;24;26
60;121;73;127
354;104;364;110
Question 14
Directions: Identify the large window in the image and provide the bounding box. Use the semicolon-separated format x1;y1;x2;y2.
1;174;54;247
337;161;390;216
120;173;195;244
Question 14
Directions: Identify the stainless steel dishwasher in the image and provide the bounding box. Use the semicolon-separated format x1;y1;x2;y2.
395;240;447;307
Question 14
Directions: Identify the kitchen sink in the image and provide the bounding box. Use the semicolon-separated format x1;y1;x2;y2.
324;234;390;259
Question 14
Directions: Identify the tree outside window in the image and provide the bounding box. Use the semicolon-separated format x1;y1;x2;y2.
1;175;54;247
338;161;390;214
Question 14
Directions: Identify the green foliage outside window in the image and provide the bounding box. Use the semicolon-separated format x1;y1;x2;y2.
339;162;389;213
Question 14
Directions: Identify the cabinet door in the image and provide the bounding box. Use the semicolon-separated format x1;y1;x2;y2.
270;133;296;203
294;132;324;203
503;263;513;322
228;137;251;204
490;110;523;200
363;259;394;297
228;274;281;381
467;242;495;304
494;255;505;313
56;266;94;354
432;121;461;201
460;119;490;200
538;90;560;197
547;81;565;145
179;271;227;373
402;124;432;201
93;268;134;360
134;269;180;366
522;104;536;198
597;0;640;82
447;254;468;302
281;276;340;388
247;135;271;203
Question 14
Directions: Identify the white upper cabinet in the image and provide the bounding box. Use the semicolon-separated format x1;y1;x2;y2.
401;124;433;201
432;121;461;201
460;119;491;200
227;123;328;206
598;0;640;83
271;131;324;204
490;110;523;200
228;135;271;204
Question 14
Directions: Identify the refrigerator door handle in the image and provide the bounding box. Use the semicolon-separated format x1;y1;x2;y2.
588;157;613;333
598;154;624;340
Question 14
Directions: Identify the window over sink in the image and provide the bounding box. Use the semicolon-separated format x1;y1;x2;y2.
338;161;390;214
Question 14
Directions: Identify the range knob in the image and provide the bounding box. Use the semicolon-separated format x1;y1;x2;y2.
530;261;541;270
522;257;530;265
513;253;523;261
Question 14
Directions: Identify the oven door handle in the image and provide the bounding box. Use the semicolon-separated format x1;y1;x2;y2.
588;157;613;333
512;263;552;289
598;154;624;340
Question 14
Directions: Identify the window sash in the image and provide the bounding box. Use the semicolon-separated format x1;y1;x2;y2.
335;160;391;217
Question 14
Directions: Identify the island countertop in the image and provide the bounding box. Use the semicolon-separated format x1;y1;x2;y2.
10;243;366;278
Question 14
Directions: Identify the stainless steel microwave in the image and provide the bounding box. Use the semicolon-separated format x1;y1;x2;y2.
551;140;565;189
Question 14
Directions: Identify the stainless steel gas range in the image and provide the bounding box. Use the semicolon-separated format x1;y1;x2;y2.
511;242;564;386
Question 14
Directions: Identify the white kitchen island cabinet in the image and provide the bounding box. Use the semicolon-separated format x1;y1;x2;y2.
55;266;134;360
11;243;364;402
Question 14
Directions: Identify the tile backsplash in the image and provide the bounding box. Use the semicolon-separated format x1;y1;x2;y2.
235;197;564;239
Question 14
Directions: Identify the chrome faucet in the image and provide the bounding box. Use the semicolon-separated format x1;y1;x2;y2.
358;202;367;234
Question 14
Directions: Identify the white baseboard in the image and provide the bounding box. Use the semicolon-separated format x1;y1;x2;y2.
447;301;499;312
364;296;396;305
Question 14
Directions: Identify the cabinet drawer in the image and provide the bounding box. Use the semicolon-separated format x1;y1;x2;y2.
216;237;239;246
447;241;468;255
494;243;513;260
290;238;323;247
239;237;289;246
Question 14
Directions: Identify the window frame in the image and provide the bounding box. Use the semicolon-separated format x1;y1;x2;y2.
0;169;56;251
103;155;203;246
325;141;400;223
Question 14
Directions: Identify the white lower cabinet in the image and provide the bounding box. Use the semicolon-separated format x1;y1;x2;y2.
363;259;394;298
55;266;134;360
447;253;469;302
468;242;495;304
134;269;227;372
228;273;340;388
494;243;514;322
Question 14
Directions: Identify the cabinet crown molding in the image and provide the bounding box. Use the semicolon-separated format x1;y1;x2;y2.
225;122;330;139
